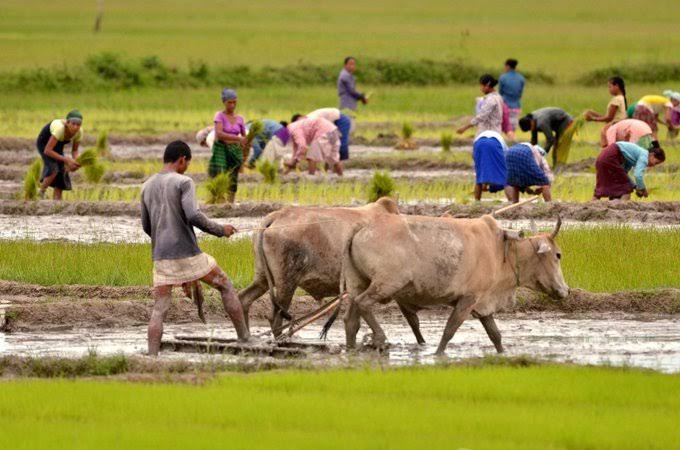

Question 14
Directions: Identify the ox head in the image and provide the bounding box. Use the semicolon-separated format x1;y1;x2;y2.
505;217;569;299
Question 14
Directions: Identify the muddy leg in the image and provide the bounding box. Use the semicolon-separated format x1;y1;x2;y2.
269;282;296;337
148;285;172;356
436;296;476;355
237;278;268;328
343;300;361;349
353;283;393;348
479;314;504;353
398;303;425;345
201;267;250;341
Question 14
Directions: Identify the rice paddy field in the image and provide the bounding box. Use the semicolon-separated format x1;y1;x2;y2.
1;1;680;449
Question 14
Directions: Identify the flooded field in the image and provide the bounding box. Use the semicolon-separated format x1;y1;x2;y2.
2;312;679;373
2;213;678;244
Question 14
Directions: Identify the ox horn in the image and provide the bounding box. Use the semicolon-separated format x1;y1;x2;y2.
550;215;562;239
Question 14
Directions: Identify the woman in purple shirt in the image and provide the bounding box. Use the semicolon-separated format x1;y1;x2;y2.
208;88;247;203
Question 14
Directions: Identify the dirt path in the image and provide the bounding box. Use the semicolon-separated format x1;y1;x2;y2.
2;199;679;224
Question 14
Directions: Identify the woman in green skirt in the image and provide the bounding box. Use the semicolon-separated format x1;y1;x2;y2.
209;88;247;203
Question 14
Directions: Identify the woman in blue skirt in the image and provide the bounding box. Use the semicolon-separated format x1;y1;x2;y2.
472;131;507;200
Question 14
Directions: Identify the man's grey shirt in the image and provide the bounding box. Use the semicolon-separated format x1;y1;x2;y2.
337;68;364;111
141;171;224;261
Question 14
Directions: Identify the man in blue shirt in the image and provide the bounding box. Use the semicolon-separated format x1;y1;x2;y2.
499;58;525;140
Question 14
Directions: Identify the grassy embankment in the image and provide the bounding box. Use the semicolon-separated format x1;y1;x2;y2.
53;169;680;203
1;227;679;292
1;364;680;449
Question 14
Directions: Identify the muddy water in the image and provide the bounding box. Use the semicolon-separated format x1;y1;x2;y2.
2;313;679;373
0;214;262;243
1;214;676;244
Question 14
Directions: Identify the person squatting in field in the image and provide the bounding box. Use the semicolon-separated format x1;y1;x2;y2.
505;143;554;203
519;107;574;167
584;76;628;147
458;74;504;137
141;140;249;355
36;110;83;200
284;115;343;176
593;140;665;201
208;88;247;203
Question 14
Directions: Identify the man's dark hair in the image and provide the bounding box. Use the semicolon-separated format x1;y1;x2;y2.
291;113;304;123
279;121;288;127
344;56;355;65
505;58;518;69
163;140;192;163
518;114;534;132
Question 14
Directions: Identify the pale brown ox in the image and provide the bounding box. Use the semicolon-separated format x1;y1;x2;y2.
340;214;569;354
238;197;410;336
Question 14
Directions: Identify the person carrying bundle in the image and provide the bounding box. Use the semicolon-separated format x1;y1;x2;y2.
505;143;554;203
36;110;84;200
141;141;249;355
208;88;247;203
518;107;574;167
593;141;665;201
584;76;628;147
458;74;504;137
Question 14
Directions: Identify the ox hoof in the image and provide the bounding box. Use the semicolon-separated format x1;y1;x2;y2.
361;333;389;352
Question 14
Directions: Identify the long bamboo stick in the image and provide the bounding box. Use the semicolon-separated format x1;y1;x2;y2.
492;196;540;216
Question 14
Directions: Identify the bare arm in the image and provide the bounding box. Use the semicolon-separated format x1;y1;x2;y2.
141;197;151;237
180;179;226;237
586;104;618;122
44;136;80;171
215;120;244;144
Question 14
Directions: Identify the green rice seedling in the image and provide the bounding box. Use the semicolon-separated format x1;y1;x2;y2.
255;158;278;184
95;130;110;158
440;132;453;152
22;158;42;200
83;162;106;184
75;148;98;166
396;121;418;150
368;170;396;202
204;172;232;204
246;120;264;142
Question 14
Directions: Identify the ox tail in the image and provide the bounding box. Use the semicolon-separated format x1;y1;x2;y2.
320;222;365;339
258;218;293;322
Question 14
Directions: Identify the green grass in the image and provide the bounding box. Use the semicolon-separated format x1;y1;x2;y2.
1;0;678;76
4;83;679;138
1;227;679;292
1;364;680;449
56;169;680;204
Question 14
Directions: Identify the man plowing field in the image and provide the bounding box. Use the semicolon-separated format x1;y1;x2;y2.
141;140;250;355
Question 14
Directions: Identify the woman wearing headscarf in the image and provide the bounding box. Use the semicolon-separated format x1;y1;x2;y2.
457;74;504;137
36;110;84;200
471;130;507;201
209;88;247;203
505;143;554;203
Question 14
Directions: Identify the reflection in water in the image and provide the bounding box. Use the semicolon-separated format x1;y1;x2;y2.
2;313;679;373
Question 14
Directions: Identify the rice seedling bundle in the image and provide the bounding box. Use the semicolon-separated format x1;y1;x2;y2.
75;148;98;166
246;120;264;142
256;158;278;184
368;170;396;202
440;133;453;152
396;122;418;150
84;163;106;183
205;172;232;203
95;130;111;158
22;158;42;200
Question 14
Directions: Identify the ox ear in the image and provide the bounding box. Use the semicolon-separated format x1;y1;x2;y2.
536;241;552;254
503;229;524;241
